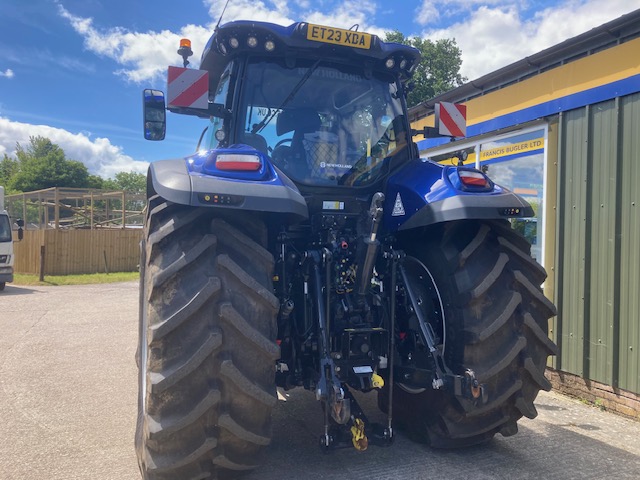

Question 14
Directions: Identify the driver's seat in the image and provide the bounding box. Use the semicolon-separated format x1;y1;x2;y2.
274;108;321;174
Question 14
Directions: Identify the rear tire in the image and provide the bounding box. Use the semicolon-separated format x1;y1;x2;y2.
386;219;557;448
135;197;279;479
0;282;5;291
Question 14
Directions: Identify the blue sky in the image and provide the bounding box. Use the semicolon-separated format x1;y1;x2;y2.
1;0;638;179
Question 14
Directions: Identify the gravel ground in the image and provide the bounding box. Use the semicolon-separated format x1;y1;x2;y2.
1;281;639;479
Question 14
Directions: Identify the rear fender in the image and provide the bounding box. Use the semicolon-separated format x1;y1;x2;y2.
148;146;308;221
384;159;533;232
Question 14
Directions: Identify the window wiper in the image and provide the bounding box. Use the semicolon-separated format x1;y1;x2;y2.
252;59;322;134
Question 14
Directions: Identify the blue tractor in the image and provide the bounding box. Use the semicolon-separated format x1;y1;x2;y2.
136;20;557;480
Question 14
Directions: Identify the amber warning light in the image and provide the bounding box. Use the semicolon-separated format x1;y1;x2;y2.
178;38;193;67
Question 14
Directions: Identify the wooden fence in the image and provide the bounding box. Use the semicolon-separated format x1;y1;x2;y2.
13;229;143;276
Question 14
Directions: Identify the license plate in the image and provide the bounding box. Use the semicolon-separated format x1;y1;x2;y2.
306;24;372;49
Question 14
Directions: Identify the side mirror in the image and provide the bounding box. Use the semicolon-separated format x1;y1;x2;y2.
16;218;24;241
143;89;166;141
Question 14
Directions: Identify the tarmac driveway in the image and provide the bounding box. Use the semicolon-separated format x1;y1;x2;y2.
1;282;639;479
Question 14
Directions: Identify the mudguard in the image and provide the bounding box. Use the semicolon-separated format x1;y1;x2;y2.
148;147;308;221
384;158;533;232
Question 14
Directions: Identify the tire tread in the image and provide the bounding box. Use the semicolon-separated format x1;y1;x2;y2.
391;220;557;448
136;201;277;479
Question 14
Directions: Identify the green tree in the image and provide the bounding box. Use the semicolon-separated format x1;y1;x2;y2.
385;30;467;108
103;171;146;194
10;136;98;192
103;171;147;225
87;174;104;189
0;154;19;189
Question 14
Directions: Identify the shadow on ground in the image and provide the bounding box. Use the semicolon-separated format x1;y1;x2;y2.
0;285;39;296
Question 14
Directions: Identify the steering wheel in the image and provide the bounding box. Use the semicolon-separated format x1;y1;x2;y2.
271;137;294;165
274;138;293;149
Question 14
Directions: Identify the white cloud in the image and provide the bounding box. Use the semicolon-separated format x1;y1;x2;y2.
291;0;311;8
423;0;640;80
303;0;383;36
0;69;15;79
0;43;95;76
204;0;294;26
58;0;389;85
57;0;300;86
204;0;380;32
416;0;527;26
415;0;441;26
57;4;213;85
56;0;640;89
0;117;148;179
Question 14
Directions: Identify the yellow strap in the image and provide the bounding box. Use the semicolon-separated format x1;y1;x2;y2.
371;372;385;389
350;418;369;451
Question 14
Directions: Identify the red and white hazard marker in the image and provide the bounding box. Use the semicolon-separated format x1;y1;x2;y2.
436;102;467;137
167;66;209;110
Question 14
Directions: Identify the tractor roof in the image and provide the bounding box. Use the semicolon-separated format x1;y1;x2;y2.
200;20;420;84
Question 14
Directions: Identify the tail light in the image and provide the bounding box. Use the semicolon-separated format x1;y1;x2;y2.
458;169;491;188
215;153;262;171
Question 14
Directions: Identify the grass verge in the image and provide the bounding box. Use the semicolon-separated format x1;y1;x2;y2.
13;272;139;286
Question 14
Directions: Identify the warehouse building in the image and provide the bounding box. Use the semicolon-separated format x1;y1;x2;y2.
409;10;640;417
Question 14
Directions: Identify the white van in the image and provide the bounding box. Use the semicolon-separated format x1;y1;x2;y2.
0;186;22;291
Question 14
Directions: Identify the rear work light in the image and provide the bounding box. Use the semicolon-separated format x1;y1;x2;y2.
215;153;262;171
458;169;491;188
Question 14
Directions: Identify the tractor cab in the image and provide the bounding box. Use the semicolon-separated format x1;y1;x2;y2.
145;21;420;191
211;54;412;188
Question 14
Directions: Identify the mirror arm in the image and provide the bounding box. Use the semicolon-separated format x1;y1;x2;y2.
167;103;229;119
208;103;229;119
411;126;445;138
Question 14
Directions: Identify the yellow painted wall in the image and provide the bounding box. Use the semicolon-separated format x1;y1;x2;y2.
412;37;640;130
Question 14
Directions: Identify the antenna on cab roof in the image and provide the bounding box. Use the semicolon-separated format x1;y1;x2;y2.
216;0;231;31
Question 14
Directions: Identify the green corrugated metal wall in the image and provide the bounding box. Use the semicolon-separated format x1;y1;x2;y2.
556;92;640;393
619;93;640;393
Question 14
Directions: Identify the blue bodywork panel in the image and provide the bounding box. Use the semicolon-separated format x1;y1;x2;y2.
150;145;532;231
148;144;308;221
383;159;533;232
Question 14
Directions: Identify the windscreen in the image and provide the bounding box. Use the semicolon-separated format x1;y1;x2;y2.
0;215;11;243
237;58;409;186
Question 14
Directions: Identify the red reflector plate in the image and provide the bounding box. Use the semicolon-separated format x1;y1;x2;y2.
216;153;261;171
